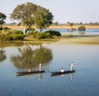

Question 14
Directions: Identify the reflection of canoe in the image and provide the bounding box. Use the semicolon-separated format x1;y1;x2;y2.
16;70;45;76
51;70;75;76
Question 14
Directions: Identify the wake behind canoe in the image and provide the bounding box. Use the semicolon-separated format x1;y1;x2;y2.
51;70;75;76
16;70;45;76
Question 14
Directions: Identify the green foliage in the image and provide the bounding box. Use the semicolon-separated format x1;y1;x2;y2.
44;30;61;36
27;31;50;39
34;7;53;32
27;30;61;39
0;33;10;41
0;12;6;27
78;26;86;31
27;28;35;32
0;30;24;41
3;27;11;31
10;2;38;34
0;27;11;33
42;32;52;38
0;27;3;30
9;30;24;40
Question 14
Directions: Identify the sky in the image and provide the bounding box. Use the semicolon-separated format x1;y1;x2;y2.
0;0;99;24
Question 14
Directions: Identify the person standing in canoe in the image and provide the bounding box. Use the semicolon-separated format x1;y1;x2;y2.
39;63;42;71
70;62;74;71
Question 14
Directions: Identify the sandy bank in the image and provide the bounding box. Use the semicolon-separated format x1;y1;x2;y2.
53;35;99;44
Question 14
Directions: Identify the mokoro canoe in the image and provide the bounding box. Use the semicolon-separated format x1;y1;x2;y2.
16;70;45;76
51;70;75;76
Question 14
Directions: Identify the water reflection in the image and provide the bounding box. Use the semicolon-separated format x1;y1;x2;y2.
59;72;75;80
0;49;6;62
69;73;74;81
51;70;75;80
10;43;53;79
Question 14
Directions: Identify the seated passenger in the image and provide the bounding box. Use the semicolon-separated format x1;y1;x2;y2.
61;68;64;72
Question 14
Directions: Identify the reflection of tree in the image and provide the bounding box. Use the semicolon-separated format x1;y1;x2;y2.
0;49;6;62
33;45;52;65
10;43;52;70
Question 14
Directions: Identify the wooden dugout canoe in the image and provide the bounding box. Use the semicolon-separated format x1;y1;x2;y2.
51;70;75;76
16;70;45;76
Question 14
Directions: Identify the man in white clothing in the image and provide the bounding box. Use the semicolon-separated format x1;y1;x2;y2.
70;62;74;71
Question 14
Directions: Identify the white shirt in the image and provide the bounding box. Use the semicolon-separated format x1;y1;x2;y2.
61;69;64;72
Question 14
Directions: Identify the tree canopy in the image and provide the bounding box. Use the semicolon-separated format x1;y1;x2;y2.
34;7;53;32
0;12;6;27
10;2;38;34
10;2;53;34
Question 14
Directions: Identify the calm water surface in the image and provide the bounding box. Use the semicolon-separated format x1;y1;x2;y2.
0;43;99;96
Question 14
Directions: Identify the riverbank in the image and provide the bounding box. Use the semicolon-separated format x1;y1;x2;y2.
24;34;99;44
56;35;99;44
4;25;99;30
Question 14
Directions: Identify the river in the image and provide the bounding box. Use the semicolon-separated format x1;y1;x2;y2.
0;42;99;96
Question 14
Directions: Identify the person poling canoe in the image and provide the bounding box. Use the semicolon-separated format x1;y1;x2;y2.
70;61;74;71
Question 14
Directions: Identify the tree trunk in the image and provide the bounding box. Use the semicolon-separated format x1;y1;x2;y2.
40;26;43;32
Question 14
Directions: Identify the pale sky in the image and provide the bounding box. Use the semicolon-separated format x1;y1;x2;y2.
0;0;99;23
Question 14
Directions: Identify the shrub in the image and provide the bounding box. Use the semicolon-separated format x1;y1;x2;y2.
0;30;24;41
27;30;61;39
43;32;52;38
3;27;11;31
44;30;61;36
27;31;35;36
78;26;86;31
9;30;24;40
14;30;23;35
0;27;3;30
0;33;10;41
27;28;35;32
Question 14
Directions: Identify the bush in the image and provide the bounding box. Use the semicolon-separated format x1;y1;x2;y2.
0;33;10;41
44;30;61;36
0;27;3;30
27;30;61;39
9;30;24;40
78;26;86;31
43;32;52;38
3;27;11;31
14;30;23;35
0;30;24;41
27;28;35;32
27;31;35;36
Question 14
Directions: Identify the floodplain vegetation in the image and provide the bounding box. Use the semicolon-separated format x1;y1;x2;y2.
0;27;99;45
0;27;61;41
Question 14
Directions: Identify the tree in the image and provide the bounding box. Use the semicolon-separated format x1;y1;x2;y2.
67;22;73;30
34;7;53;32
78;25;86;35
0;12;6;27
53;21;59;25
10;2;38;34
78;26;86;31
